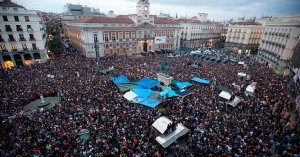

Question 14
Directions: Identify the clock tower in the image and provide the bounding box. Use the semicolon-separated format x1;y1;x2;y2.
136;0;150;24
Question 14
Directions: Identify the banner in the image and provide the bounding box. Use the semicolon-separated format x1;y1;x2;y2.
155;36;167;44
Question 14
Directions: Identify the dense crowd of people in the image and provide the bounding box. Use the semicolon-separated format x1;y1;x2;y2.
0;47;299;156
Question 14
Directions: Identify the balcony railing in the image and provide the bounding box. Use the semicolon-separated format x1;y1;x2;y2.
23;48;28;51
0;39;4;42
6;28;12;32
31;48;39;51
19;38;26;41
12;49;18;52
17;28;23;32
29;38;36;41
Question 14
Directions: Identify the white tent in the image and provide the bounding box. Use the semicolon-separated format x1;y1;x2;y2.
152;116;173;134
238;72;247;77
238;62;245;65
245;82;257;96
219;91;232;100
123;91;138;101
227;96;242;107
155;123;189;148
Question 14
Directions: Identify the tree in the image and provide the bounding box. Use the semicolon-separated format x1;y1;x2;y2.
49;38;61;55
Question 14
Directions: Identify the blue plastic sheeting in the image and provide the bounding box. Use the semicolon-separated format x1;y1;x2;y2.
176;82;192;89
175;90;192;97
159;88;179;98
192;77;211;85
139;99;160;108
132;87;156;99
111;75;130;84
134;78;160;88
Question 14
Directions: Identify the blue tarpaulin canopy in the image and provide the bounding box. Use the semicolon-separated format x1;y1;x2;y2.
191;77;211;85
111;75;130;84
132;87;156;99
176;82;193;89
159;88;179;98
175;90;192;97
139;99;160;108
134;78;160;88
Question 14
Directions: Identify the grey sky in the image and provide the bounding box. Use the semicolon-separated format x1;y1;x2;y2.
14;0;300;21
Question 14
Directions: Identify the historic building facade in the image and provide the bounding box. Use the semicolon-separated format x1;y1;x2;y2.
257;15;300;72
0;0;48;69
65;0;181;57
225;22;264;54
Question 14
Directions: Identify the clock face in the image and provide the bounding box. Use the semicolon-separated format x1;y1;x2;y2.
144;7;148;11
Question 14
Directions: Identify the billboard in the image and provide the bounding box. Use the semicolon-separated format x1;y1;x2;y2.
155;36;167;44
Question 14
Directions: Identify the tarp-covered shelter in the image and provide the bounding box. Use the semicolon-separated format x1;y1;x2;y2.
175;82;192;89
245;82;257;96
132;87;156;99
123;91;138;101
159;88;179;98
134;78;160;88
139;99;160;108
217;86;232;93
219;91;232;100
111;75;130;84
155;123;189;148
116;83;138;92
191;77;211;85
175;90;192;97
152;116;173;134
227;96;242;107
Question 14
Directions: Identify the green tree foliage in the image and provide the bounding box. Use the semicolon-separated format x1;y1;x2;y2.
49;38;61;54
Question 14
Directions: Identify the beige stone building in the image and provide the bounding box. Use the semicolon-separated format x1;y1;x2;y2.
225;22;264;54
257;15;300;71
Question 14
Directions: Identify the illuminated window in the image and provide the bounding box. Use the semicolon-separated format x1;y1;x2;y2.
1;45;7;51
12;43;17;50
22;43;27;50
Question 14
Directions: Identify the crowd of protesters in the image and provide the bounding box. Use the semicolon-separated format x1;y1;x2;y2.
0;46;299;157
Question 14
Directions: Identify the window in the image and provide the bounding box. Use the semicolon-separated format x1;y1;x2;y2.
112;33;116;41
27;25;32;28
5;25;12;31
125;32;129;40
12;43;17;51
138;31;142;38
25;16;29;22
19;34;25;41
8;35;15;41
1;45;7;51
14;16;19;21
22;43;27;50
29;34;35;40
118;32;123;40
105;44;109;49
3;16;8;21
113;43;116;48
131;32;135;39
32;43;37;50
0;35;3;41
13;8;18;11
94;34;98;42
16;25;23;31
104;33;109;41
2;7;7;11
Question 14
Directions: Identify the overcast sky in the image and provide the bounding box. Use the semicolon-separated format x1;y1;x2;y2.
14;0;300;21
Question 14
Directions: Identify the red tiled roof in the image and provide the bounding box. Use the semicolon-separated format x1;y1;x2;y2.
154;18;177;25
234;22;262;25
0;0;25;8
72;17;135;24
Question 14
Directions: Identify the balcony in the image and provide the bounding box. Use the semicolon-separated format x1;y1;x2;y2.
1;49;8;52
9;38;16;42
23;48;28;51
31;48;39;51
12;49;18;52
0;39;4;42
19;38;26;41
29;38;36;41
6;28;12;32
17;28;23;32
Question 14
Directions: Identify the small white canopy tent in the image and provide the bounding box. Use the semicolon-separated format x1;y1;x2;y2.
238;72;247;77
152;116;173;134
238;62;245;65
227;96;242;107
245;82;257;96
123;91;138;101
219;91;232;100
156;123;189;148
